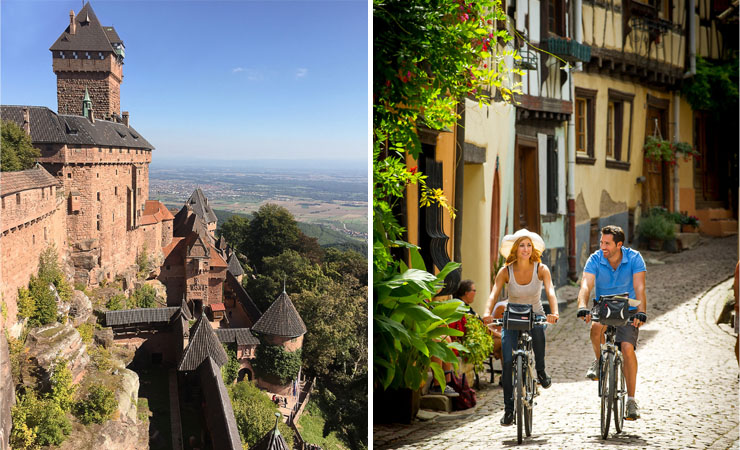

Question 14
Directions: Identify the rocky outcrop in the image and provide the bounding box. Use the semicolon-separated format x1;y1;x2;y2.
24;323;89;385
141;279;168;305
69;290;93;327
115;368;140;423
0;333;14;450
94;328;114;349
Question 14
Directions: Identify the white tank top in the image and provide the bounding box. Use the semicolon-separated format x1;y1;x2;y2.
507;262;545;316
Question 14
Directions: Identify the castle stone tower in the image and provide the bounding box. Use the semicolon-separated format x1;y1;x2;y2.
50;2;124;118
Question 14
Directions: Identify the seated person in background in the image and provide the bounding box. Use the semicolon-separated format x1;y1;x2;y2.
490;300;508;361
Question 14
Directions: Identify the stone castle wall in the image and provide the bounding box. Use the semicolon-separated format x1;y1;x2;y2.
0;185;67;329
54;54;122;117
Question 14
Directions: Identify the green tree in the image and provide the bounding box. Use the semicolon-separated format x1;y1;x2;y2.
48;359;76;412
228;381;294;448
11;390;72;448
37;244;72;302
74;384;117;425
221;343;240;385
0;119;40;172
251;345;301;385
245;204;301;270
218;215;250;254
324;248;367;287
16;287;36;321
106;294;125;311
245;249;329;311
131;284;157;308
28;275;58;326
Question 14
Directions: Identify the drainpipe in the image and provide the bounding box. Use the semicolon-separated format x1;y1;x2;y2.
673;92;680;212
574;0;583;72
453;103;465;265
567;69;577;281
685;0;696;77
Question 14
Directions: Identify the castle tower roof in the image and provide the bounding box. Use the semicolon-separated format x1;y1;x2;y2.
178;312;228;371
251;291;306;338
50;3;122;53
227;252;244;277
187;188;218;225
249;413;290;450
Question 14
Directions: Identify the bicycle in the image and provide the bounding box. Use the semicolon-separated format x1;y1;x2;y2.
490;315;549;444
589;294;638;439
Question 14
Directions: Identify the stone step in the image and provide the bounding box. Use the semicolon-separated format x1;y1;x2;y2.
701;218;738;237
675;232;701;251
420;394;452;413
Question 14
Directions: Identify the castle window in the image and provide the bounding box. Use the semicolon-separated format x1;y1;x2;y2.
44;227;47;241
32;235;35;245
59;51;64;59
41;188;45;199
16;194;20;205
97;221;100;231
97;173;99;178
72;51;78;59
85;52;90;59
1;197;5;209
67;173;71;178
98;52;104;60
97;192;100;201
115;187;118;195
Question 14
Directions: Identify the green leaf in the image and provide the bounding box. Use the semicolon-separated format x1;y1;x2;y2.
431;299;464;319
430;361;446;391
409;247;426;271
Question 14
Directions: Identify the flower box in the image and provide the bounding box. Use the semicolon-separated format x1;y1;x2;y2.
544;38;592;63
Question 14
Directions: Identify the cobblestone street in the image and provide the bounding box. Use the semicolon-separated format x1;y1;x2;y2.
374;236;739;449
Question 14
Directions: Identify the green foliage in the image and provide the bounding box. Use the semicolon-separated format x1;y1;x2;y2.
106;294;126;311
681;56;739;117
315;375;367;450
461;314;495;372
88;346;114;372
297;398;349;450
27;275;58;327
7;332;26;385
11;390;72;448
228;381;294;448
1;119;40;172
219;215;250;255
252;345;302;385
77;322;94;344
136;244;151;279
1;300;6;322
637;213;675;241
137;397;150;423
643;136;699;165
38;244;72;302
324;248;367;287
245;204;302;270
131;284;157;308
20;244;73;326
48;359;76;412
16;288;36;321
221;343;240;385
74;384;117;425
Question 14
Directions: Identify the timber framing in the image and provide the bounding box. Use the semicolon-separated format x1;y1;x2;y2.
584;47;684;88
514;94;573;121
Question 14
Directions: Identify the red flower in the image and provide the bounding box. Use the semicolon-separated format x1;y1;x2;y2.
409;166;418;174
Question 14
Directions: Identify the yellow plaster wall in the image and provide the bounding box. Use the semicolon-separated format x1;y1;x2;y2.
459;99;516;315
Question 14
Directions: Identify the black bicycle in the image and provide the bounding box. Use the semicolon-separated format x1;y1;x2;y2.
490;315;548;444
590;294;637;439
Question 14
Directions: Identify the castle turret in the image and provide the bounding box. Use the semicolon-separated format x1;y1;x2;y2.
50;2;124;118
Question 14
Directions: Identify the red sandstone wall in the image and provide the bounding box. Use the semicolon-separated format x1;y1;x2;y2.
264;335;304;353
54;54;122;117
161;220;173;247
0;189;67;329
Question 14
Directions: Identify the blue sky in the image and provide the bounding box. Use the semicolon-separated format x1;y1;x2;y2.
1;0;369;166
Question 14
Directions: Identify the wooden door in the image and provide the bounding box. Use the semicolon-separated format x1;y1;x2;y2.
514;136;540;234
490;166;501;269
644;106;668;208
693;111;722;205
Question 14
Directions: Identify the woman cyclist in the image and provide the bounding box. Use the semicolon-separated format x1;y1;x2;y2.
483;229;559;426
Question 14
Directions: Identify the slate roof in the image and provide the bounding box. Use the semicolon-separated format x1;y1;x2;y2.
199;356;243;449
50;3;121;53
215;235;229;252
227;252;244;277
249;415;290;450
187;188;217;224
0;106;153;149
214;328;260;346
0;164;60;197
178;313;228;371
105;307;180;326
226;272;262;322
251;291;306;338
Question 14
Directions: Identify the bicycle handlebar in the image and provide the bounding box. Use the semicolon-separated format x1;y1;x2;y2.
488;316;549;328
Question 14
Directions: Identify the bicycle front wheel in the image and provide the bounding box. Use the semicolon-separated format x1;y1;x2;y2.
516;355;524;444
524;363;533;437
614;357;626;433
600;354;613;439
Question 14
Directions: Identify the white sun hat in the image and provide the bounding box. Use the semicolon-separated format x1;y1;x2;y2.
499;229;546;258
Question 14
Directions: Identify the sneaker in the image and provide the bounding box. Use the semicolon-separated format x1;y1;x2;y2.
537;370;552;389
625;399;640;420
501;410;514;426
586;359;599;381
442;385;460;398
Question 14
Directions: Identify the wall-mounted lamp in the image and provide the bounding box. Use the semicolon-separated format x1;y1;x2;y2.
636;176;646;184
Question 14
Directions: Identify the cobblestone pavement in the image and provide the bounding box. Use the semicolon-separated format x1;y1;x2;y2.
374;236;739;450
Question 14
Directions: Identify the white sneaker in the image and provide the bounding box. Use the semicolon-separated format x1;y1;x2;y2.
626;399;640;420
586;359;599;380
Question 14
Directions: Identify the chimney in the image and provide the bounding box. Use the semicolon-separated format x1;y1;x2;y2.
88;108;95;124
69;10;76;35
122;111;129;127
22;107;31;135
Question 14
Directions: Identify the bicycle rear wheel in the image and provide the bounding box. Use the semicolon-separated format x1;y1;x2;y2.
600;354;612;439
614;357;626;433
516;355;524;444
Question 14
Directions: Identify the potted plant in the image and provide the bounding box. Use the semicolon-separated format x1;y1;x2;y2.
460;312;495;387
637;213;676;251
682;215;700;233
643;136;700;166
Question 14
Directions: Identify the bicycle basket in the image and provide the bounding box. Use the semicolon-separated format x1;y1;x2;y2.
503;303;533;330
597;295;630;326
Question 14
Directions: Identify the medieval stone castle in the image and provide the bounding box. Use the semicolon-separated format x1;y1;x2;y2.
1;4;307;449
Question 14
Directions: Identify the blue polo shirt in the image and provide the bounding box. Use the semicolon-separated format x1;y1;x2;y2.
584;247;646;307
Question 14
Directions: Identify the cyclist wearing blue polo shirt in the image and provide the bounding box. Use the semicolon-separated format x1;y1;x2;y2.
576;225;647;421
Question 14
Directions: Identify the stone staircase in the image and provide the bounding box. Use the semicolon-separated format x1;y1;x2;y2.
694;208;738;237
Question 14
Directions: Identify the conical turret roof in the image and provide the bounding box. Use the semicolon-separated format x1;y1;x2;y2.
50;3;121;53
252;291;306;338
178;312;228;371
249;413;290;450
